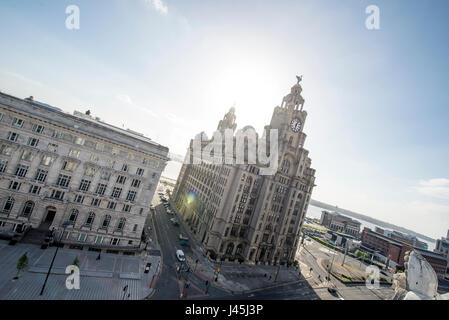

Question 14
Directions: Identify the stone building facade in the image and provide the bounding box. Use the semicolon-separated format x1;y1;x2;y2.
0;92;169;250
320;210;361;237
172;80;316;266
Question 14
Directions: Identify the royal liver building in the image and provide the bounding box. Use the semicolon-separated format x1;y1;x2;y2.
172;78;316;266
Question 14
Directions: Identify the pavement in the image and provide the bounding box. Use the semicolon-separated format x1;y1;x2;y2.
0;240;160;300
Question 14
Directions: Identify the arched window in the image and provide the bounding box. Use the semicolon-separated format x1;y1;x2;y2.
68;209;78;222
85;212;95;226
226;243;234;255
236;244;244;255
116;217;126;231
281;159;290;174
101;215;111;229
3;197;15;213
288;136;293;146
21;201;34;217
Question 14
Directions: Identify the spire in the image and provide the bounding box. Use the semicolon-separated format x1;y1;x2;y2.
280;76;305;111
217;106;237;132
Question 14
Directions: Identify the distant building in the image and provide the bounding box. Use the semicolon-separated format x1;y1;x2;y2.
0;92;169;250
320;210;361;237
435;230;449;258
362;227;412;267
363;227;447;277
374;226;428;250
414;248;448;278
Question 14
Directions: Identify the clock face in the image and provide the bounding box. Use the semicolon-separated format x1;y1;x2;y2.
290;118;301;133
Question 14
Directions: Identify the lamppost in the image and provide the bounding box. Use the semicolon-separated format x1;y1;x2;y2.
39;221;72;296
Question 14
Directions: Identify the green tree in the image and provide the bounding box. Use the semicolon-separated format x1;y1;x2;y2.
73;256;80;267
14;252;28;280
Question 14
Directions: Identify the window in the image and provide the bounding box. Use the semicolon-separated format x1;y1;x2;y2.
101;171;111;181
74;137;85;145
95;143;104;151
32;124;44;134
116;175;126;184
152;172;157;179
50;190;65;200
107;159;115;168
7;132;19;142
101;215;111;229
131;179;141;188
91;198;101;207
8;181;21;190
21;150;34;162
68;209;78;222
133;224;138;232
121;164;129;172
0;112;3;121
85;167;95;177
122;204;131;212
0;160;7;173
3;197;15;213
126;191;137;202
52;130;62;139
21;201;34;217
85;212;95;226
110;238;120;246
78;233;88;242
0;145;13;156
74;194;84;203
90;154;99;163
27;137;39;147
62;160;77;171
94;236;103;244
111;187;122;198
95;183;107;195
107;201;116;210
78;179;91;192
47;143;58;153
39;155;53;167
35;169;48;182
136;168;144;176
29;185;41;195
56;174;71;188
68;149;80;158
12;118;24;128
15;164;29;177
116;218;126;231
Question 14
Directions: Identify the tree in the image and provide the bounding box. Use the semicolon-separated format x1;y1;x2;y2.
14;253;28;280
73;256;80;267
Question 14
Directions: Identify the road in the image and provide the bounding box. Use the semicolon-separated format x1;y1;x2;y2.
150;196;230;300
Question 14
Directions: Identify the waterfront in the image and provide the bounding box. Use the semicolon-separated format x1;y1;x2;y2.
305;205;436;250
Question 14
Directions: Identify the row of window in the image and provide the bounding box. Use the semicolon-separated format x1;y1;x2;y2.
0;112;160;168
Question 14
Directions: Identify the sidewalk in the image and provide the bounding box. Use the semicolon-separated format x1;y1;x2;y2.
0;240;160;300
172;204;310;294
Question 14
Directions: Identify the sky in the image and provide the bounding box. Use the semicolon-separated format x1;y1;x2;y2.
0;0;448;239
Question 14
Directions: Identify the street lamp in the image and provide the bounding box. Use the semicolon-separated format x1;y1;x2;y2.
39;221;72;296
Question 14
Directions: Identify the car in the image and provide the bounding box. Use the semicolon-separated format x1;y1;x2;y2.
179;234;189;240
144;262;152;273
176;249;185;262
170;218;179;226
180;239;190;247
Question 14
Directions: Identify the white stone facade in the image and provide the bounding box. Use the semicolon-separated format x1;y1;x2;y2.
0;92;169;249
172;81;316;265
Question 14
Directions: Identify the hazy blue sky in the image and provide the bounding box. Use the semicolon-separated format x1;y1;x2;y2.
0;0;448;239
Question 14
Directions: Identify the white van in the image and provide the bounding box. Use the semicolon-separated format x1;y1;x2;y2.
176;249;185;262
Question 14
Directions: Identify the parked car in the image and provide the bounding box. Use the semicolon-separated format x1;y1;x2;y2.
176;249;185;262
180;239;190;247
144;262;152;273
170;218;179;226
